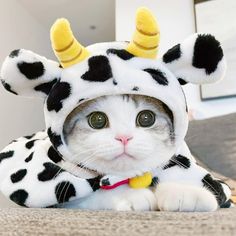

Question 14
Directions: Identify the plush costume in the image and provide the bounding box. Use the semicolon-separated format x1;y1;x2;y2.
0;8;232;208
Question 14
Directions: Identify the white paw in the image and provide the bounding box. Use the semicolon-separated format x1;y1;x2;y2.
155;183;218;212
114;199;133;211
114;188;158;211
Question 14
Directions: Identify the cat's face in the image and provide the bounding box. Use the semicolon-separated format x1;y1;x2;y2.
63;95;176;177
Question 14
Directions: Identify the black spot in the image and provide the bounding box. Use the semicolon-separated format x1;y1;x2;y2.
202;174;227;207
144;68;168;86
25;152;34;162
11;169;27;183
34;78;58;95
132;86;139;91
55;181;76;203
77;163;97;172
87;176;102;191
38;162;64;182
178;78;188;85
47;146;63;163
162;103;174;125
47;82;71;112
182;89;188;113
217;179;231;189
10;189;28;206
0;150;14;163
9;140;17;144
59;64;63;68
9;49;20;58
1;80;18;95
45;205;57;208
101;178;110;186
78;98;85;103
23;134;35;139
150;177;159;187
107;49;134;60
163;155;191;170
113;80;118;85
17;61;45;79
163;160;176;169
221;199;232;208
25;139;38;149
81;56;112;82
47;128;62;148
163;44;181;63
192;34;223;75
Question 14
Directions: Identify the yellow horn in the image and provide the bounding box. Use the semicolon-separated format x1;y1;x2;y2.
126;7;160;59
50;18;90;68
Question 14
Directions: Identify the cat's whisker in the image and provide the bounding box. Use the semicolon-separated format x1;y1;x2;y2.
58;164;81;203
52;164;69;202
168;157;189;169
70;143;116;158
77;154;98;167
70;145;115;161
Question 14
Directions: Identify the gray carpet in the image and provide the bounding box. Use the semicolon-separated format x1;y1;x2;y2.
0;207;235;236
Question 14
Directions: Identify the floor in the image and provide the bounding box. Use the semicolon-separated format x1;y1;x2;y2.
0;207;235;235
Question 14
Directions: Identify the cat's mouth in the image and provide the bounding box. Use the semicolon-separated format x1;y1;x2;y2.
113;152;136;160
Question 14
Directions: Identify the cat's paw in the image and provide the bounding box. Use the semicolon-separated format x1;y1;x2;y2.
114;199;133;211
114;188;158;211
155;183;218;212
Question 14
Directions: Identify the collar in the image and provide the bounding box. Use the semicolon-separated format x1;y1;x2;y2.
100;172;153;190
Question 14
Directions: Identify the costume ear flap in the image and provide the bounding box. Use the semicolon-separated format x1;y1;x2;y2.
162;33;226;85
1;49;62;98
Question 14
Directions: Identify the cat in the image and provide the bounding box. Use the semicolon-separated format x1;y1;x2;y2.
61;94;219;211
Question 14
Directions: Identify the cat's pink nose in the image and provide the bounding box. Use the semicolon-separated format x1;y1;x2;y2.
115;135;133;145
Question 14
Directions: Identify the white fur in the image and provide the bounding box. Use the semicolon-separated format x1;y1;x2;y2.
155;182;218;212
60;185;158;211
64;95;175;178
61;182;219;212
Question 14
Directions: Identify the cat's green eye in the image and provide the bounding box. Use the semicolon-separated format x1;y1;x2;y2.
136;110;156;128
88;112;108;129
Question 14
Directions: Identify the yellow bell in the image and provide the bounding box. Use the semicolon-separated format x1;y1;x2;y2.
129;172;152;189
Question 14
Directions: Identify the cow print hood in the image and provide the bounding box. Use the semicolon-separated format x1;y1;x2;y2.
45;40;192;160
1;8;226;160
0;8;228;208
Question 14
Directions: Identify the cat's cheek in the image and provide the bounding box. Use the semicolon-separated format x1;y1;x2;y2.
152;146;175;166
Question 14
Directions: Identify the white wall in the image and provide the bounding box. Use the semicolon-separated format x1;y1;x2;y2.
0;0;54;150
116;0;236;119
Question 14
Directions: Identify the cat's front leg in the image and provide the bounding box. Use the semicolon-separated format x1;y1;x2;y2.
114;187;158;211
74;186;158;211
155;182;218;212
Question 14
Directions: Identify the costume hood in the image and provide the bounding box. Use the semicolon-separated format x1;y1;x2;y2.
0;8;226;160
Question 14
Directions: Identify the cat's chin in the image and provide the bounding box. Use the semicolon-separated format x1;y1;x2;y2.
66;147;176;178
113;153;136;160
64;156;168;178
83;157;166;178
